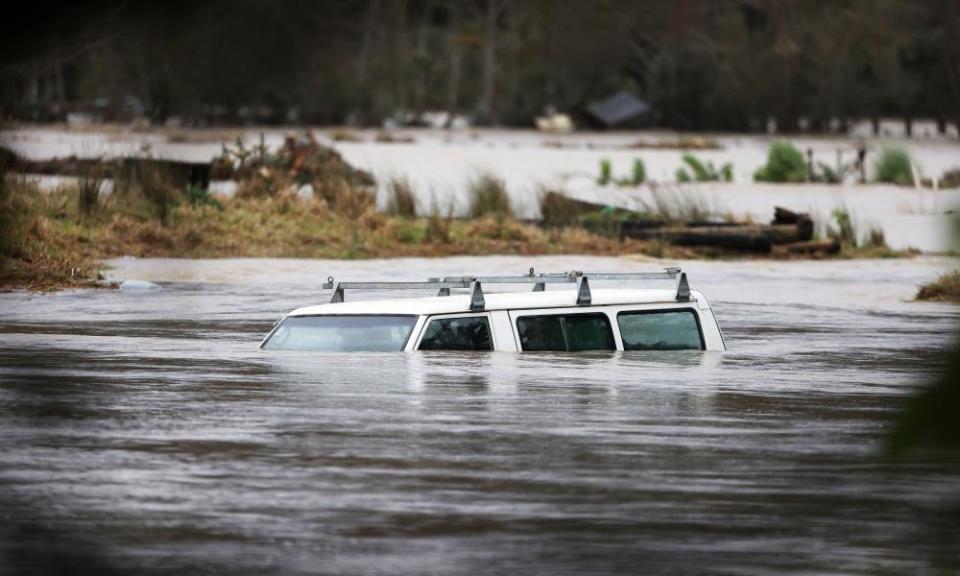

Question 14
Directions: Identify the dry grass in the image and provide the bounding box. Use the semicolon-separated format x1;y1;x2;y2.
468;172;513;218
917;270;960;303
386;177;418;217
0;177;655;290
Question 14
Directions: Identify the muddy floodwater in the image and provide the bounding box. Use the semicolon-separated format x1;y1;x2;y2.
1;256;959;575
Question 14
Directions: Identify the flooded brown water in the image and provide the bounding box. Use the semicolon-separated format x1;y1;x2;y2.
1;256;959;575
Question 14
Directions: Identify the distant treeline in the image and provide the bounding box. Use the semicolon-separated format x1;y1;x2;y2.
1;0;958;131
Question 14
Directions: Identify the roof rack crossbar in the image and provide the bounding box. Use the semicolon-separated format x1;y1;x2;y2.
322;267;691;306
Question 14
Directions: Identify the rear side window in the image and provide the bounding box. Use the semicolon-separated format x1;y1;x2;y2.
516;313;615;352
617;309;704;351
419;316;493;351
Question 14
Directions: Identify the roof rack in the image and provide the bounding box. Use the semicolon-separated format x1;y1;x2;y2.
320;267;690;311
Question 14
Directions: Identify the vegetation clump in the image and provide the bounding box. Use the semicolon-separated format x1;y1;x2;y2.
873;148;914;185
215;133;375;214
386;177;417;217
940;168;960;189
468;172;512;218
916;271;960;303
754;141;806;183
675;154;733;183
630;158;646;185
597;158;612;186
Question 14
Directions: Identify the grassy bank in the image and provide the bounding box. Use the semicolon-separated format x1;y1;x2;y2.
0;134;914;292
917;270;960;303
0;177;650;291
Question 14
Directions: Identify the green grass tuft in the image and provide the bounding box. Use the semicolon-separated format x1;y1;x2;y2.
754;141;806;183
873;148;914;185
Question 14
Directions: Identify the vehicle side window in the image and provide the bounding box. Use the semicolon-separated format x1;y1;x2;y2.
516;313;615;352
418;316;493;351
617;309;704;351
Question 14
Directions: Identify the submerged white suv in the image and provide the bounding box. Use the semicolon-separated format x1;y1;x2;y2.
261;269;725;352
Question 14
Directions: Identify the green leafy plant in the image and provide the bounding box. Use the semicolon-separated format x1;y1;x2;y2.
675;154;733;182
873;148;914;185
631;158;646;185
754;141;806;183
597;158;612;186
828;207;858;248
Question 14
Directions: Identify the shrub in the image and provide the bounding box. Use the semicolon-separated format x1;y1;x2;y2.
185;185;222;209
815;162;842;184
425;202;452;243
873;148;914;185
468;172;512;218
597;158;612;186
137;162;180;226
754;141;806;183
77;164;103;218
940;168;960;189
916;270;960;303
539;190;584;226
828;207;857;248
864;225;886;249
386;177;417;217
631;158;646;185
675;154;733;182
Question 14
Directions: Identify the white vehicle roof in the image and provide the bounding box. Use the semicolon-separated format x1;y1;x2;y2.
288;288;707;317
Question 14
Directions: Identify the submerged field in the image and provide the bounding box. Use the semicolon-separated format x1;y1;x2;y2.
2;126;957;291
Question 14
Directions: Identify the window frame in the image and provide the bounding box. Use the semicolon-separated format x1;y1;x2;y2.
260;313;420;351
616;307;705;351
511;310;617;352
413;312;496;351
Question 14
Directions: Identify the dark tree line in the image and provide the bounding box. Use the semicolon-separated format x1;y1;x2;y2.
1;0;958;132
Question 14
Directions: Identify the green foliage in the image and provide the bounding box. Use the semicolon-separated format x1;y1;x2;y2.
873;148;914;185
631;158;646;185
185;185;222;209
675;154;733;183
468;172;512;218
828;207;857;248
815;162;841;184
754;141;806;183
597;159;613;186
887;348;960;457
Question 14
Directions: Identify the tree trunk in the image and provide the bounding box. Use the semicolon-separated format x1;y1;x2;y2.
445;3;462;125
477;0;498;125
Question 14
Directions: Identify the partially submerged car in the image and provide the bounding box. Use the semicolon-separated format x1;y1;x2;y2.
261;268;725;352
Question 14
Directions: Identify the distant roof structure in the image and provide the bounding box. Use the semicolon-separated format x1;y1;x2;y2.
585;91;651;127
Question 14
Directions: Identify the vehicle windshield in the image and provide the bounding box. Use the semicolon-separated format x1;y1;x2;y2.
261;315;418;352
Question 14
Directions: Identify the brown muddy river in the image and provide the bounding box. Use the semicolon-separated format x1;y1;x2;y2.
1;256;959;575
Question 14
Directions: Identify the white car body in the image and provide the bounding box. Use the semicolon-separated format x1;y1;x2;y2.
261;286;725;352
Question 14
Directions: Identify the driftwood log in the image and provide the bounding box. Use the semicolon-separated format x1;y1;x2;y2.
772;239;841;257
